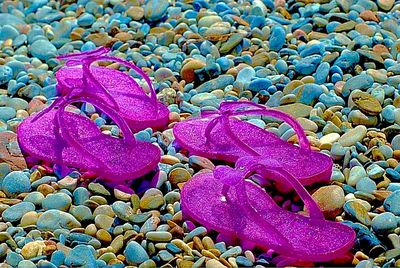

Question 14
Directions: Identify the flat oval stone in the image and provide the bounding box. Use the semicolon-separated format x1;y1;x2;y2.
124;241;149;265
339;125;367;147
146;231;172;242
2;202;35;222
351;92;382;115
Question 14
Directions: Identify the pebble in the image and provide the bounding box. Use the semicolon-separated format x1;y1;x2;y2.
2;171;30;197
37;210;81;231
384;191;400;216
338;126;367;147
2;202;35;222
29;40;57;61
371;212;397;234
0;66;13;85
124;241;150;265
42;193;72;211
311;185;345;219
344;200;372;226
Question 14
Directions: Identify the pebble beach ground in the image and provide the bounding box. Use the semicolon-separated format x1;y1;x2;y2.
1;0;400;267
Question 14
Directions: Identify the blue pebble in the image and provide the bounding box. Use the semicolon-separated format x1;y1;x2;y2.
247;78;272;92
314;62;330;84
77;13;96;27
0;25;19;41
73;187;90;205
6;252;23;267
65;245;97;267
294;55;322;75
371;212;397;234
0;65;13;85
384;190;400;216
269;25;286;51
2;171;31;197
355;177;377;194
124;241;149;265
275;59;288;74
29;39;57;61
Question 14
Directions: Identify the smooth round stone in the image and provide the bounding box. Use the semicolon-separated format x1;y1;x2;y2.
392;134;400;150
311;185;345;219
371;212;397;234
168;167;192;185
384;190;400;215
124;241;150;265
94;214;114;230
73;187;90;205
191;93;219;108
37;210;81;231
20;211;38;226
42;193;72;211
70;205;93;222
320;133;340;147
2;202;35;222
77;13;96;27
0;65;13;85
18;260;36;268
378;0;394;10
2;171;30;197
64;245;97;267
356;177;377;194
198;16;223;28
154;68;174;82
146;231;172;242
23;192;45;206
140;194;165;210
29;39;57;61
0;107;16;122
347;166;367;186
338;125;367;147
144;0;169;21
112;201;134;221
127;6;145;20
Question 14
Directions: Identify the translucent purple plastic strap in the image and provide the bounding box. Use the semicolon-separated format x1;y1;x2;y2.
215;156;324;220
57;47;157;108
202;101;311;154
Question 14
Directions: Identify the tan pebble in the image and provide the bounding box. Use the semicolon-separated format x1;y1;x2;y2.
161;155;180;165
37;184;55;196
388;158;399;168
19;211;38;227
85;224;97;236
202;236;215;249
311;185;345;219
206;259;226;268
96;229;112;244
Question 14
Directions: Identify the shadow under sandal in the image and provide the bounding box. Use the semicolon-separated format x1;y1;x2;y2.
17;94;161;183
174;101;332;185
181;156;355;264
56;47;169;132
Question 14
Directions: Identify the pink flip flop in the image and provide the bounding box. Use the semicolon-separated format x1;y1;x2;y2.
173;101;332;185
17;93;161;184
55;47;169;132
181;156;355;264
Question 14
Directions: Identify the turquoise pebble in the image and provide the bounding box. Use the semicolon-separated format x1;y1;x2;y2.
29;39;57;60
355;177;377;194
64;245;97;267
0;107;16;122
384;191;400;216
124;241;149;265
2;202;35;222
371;212;397;234
2;171;31;197
0;65;13;85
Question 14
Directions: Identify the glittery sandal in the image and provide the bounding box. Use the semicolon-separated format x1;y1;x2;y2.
181;156;355;264
173;101;332;186
17;93;161;184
